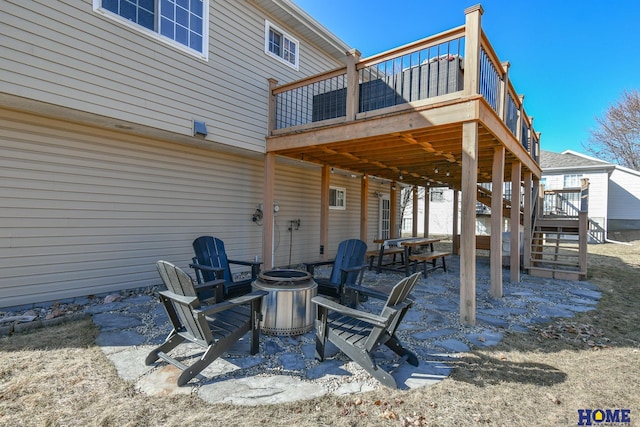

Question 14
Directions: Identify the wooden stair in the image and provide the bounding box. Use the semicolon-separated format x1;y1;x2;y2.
476;185;523;223
528;216;587;280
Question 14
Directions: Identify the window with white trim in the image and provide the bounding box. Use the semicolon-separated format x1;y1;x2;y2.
564;174;582;188
94;0;209;58
430;189;444;203
329;186;346;210
264;20;299;70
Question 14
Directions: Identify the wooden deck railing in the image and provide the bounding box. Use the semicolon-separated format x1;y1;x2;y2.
269;5;540;164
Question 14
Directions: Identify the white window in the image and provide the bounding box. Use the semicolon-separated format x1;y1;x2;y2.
430;189;444;202
264;20;299;70
329;186;346;210
564;174;582;188
94;0;209;59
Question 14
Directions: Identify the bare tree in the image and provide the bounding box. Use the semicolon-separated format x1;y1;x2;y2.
585;89;640;171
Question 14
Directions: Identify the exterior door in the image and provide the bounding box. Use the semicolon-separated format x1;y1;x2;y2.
379;194;390;240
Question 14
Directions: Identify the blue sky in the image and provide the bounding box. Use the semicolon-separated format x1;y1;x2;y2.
293;0;640;155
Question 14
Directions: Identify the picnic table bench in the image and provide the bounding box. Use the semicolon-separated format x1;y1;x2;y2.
370;237;441;276
365;247;405;271
409;251;450;277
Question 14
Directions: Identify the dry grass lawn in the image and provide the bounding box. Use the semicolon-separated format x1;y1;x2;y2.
1;241;639;426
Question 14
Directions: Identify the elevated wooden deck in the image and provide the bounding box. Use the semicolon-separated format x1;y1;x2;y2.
262;5;543;326
266;7;541;189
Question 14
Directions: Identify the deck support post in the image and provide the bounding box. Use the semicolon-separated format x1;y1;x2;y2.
499;62;510;122
390;181;398;238
423;186;430;238
320;164;330;260
516;96;525;144
523;171;533;270
412;186;418;237
345;49;361;121
360;174;369;242
510;161;522;282
267;78;278;134
460;121;478;325
463;4;484;96
491;146;505;297
452;190;459;255
262;152;276;270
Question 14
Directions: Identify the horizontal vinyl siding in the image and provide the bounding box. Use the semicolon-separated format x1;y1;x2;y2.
272;162;322;266
327;174;364;252
0;109;374;307
0;109;269;306
1;0;343;153
582;172;608;224
608;169;640;220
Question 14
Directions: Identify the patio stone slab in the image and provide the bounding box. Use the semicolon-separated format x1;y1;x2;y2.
466;330;504;348
92;312;143;331
96;330;147;351
412;328;458;340
105;346;156;381
136;365;194;397
306;359;350;379
436;339;470;353
476;314;510;329
198;375;328;405
538;306;576;318
279;352;307;371
84;302;129;315
569;289;602;300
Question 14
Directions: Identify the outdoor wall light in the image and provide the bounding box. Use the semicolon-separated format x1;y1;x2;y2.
193;120;208;137
434;167;439;174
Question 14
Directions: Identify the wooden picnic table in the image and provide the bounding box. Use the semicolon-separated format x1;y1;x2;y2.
371;237;440;276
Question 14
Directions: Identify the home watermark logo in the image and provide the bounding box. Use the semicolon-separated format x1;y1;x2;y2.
577;409;631;426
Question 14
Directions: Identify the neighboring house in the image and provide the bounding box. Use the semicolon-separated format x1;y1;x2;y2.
1;0;395;307
402;149;640;241
540;149;640;240
401;187;455;237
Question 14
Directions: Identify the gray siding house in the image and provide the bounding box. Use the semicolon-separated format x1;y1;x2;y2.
1;0;396;307
540;150;640;240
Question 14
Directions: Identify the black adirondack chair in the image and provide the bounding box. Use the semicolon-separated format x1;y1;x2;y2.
312;272;422;389
146;260;267;386
190;236;262;299
304;239;368;302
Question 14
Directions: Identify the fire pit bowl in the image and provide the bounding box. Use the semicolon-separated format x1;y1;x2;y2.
252;269;317;336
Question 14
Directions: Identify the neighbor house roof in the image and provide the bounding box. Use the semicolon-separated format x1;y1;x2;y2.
540;150;615;172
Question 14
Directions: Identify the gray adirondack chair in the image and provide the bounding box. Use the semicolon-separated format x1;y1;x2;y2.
312;272;422;388
146;260;267;386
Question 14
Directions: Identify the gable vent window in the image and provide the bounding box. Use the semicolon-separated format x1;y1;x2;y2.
94;0;209;59
329;186;346;210
264;20;299;70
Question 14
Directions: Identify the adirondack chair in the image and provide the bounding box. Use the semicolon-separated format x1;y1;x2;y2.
304;239;368;303
190;236;262;300
146;260;267;386
312;272;422;389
